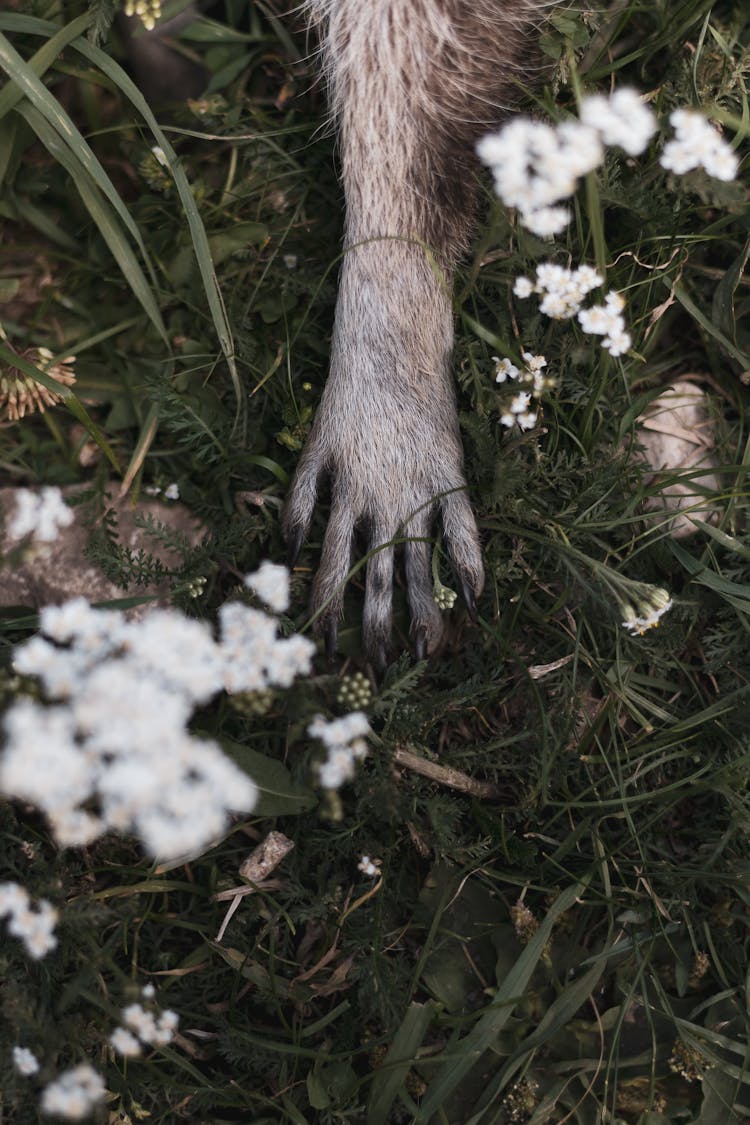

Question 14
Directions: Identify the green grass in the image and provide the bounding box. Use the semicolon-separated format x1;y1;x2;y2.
1;0;750;1121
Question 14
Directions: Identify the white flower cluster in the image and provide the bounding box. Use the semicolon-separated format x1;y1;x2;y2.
357;855;381;878
6;486;73;544
479;90;740;238
244;560;290;614
0;565;315;861
513;263;631;358
13;1046;40;1076
621;587;673;635
494;353;551;431
477;89;655;236
309;712;369;790
660;109;738;181
0;882;58;960
40;1064;105;1120
110;1000;179;1057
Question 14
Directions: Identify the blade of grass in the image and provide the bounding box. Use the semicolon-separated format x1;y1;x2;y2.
416;879;590;1120
0;29;155;274
16;102;167;342
0;11;92;121
0;14;240;411
367;1002;437;1125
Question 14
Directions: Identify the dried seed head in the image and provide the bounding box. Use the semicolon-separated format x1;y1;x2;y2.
0;345;75;422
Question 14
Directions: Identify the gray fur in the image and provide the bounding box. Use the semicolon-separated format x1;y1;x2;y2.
283;0;546;662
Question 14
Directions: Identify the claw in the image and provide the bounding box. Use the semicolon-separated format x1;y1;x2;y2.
372;641;388;680
414;625;427;662
460;576;478;622
287;526;304;569
324;617;338;663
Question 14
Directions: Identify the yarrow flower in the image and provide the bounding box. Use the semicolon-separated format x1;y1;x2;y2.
13;1046;40;1077
479;89;739;240
40;1064;106;1120
110;1001;179;1055
309;713;370;790
513;263;630;358
244;560;290;614
0;563;315;861
358;855;381;878
478;89;655;235
580;88;657;156
620;586;673;635
6;486;73;545
494;352;552;432
0;882;58;960
660;109;739;181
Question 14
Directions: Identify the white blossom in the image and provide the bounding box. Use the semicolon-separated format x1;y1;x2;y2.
120;1002;179;1049
109;1027;142;1058
495;352;551;433
309;713;370;790
580;88;656;155
513;276;534;299
494;357;519;383
621;587;673;635
522;205;571;237
660;109;738;181
7;486;73;544
245;561;290;613
13;1046;40;1076
358;855;380;877
40;1064;106;1119
163;482;180;500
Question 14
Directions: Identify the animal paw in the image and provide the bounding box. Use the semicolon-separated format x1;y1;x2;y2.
282;377;483;671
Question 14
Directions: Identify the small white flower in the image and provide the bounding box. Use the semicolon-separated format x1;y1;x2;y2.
13;1046;40;1076
521;205;571;237
660;109;738;181
357;855;380;877
621;587;673;634
244;561;291;614
494;357;519;383
513;276;534;298
110;1027;142;1057
40;1064;106;1119
7;487;73;544
510;392;532;414
521;352;547;372
163;482;180;500
310;713;370;790
151;145;168;168
602;330;632;357
580;88;656;156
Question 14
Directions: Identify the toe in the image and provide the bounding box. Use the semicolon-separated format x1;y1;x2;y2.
282;441;325;552
362;527;395;670
403;512;444;655
441;486;484;601
310;493;357;639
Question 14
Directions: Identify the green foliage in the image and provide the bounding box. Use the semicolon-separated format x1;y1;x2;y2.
0;0;750;1122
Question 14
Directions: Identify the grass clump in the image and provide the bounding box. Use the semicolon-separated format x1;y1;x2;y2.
0;0;749;1121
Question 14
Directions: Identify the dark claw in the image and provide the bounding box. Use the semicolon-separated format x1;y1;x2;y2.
287;526;304;569
324;618;338;663
372;641;388;680
414;625;427;662
460;576;478;622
